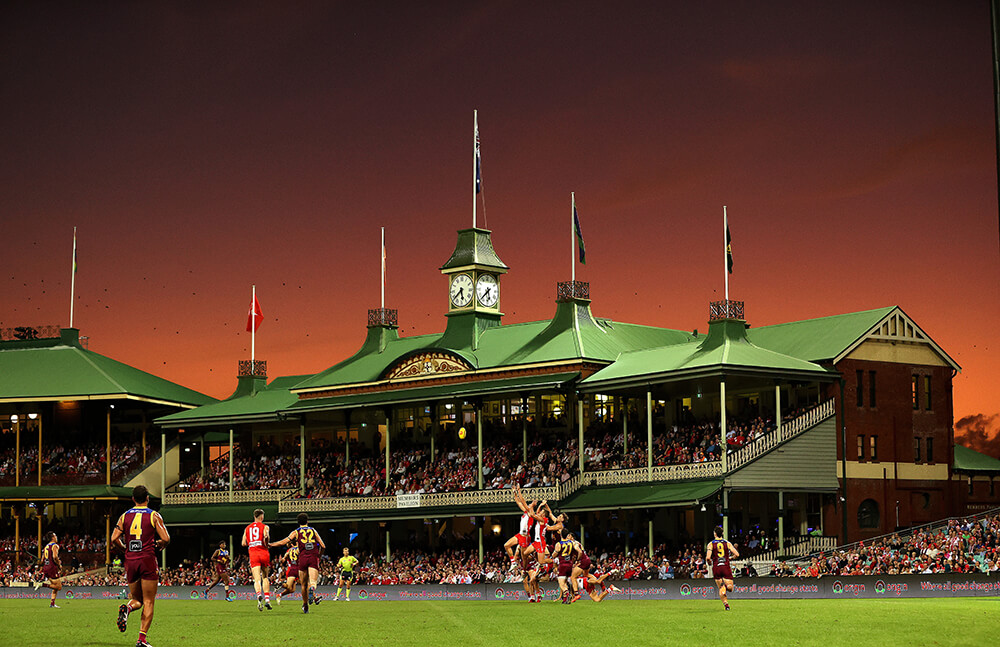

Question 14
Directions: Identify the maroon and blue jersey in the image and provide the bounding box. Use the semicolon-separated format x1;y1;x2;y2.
42;542;58;568
294;526;321;561
122;506;157;560
709;539;732;569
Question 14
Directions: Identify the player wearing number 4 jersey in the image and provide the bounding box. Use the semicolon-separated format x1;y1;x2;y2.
111;485;170;647
271;512;326;614
242;509;272;610
706;525;740;611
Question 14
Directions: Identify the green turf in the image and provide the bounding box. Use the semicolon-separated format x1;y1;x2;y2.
1;597;996;647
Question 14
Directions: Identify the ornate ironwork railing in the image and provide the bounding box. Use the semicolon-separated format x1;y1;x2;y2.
709;299;744;321
163;488;295;506
1;325;60;341
368;308;398;327
727;399;836;471
237;359;267;378
279;486;558;514
556;281;590;301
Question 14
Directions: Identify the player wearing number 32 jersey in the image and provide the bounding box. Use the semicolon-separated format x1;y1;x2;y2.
111;485;170;647
271;512;326;614
242;509;272;611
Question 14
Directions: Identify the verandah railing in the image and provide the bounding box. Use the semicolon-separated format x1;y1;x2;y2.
162;401;834;510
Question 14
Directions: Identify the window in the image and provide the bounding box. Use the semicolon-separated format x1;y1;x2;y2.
858;499;880;529
856;370;864;407
869;371;877;408
926;437;933;463
870;435;878;462
857;435;865;461
914;437;921;463
924;376;932;410
912;375;919;409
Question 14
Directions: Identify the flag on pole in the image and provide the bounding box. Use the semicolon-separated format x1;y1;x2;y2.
726;220;733;274
573;200;586;265
474;115;482;195
246;294;263;332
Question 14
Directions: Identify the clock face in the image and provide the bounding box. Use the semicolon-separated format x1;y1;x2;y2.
476;274;498;307
450;273;474;307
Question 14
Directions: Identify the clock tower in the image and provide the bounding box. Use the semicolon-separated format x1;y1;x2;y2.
439;227;508;350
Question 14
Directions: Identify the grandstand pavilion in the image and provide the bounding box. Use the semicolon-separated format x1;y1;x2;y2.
0;326;216;569
151;226;993;565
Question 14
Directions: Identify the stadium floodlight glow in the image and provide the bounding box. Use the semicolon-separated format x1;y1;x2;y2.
9;414;17;422
28;413;38;420
700;502;706;512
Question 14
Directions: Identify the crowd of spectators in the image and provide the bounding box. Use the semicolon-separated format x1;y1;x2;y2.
779;512;1000;577
173;411;796;498
0;442;152;486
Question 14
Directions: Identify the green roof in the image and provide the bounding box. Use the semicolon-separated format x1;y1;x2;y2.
581;318;834;389
440;227;508;271
0;329;216;407
560;478;723;512
0;485;137;501
293;300;695;394
156;374;311;428
954;444;1000;473
744;307;895;363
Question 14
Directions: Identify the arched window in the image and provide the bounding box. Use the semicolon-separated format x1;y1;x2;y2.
858;499;880;529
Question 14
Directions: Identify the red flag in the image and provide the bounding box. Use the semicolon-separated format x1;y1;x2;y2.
246;294;263;332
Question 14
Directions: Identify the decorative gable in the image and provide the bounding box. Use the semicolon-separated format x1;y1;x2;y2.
382;350;474;380
841;308;959;370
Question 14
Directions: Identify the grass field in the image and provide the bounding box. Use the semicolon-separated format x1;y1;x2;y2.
1;597;996;647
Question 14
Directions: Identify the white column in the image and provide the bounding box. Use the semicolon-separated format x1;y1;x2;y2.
775;384;782;434
477;402;484;490
720;381;728;473
228;428;234;503
578;398;585;475
646;390;653;480
778;491;785;556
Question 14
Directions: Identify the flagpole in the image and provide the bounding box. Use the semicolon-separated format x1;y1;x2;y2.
69;227;77;328
571;192;576;283
251;284;256;365
723;206;729;302
473;110;478;228
381;227;385;309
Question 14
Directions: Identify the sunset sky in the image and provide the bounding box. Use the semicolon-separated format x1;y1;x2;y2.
2;2;997;440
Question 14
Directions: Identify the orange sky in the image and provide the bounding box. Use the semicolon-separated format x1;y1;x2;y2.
1;2;997;432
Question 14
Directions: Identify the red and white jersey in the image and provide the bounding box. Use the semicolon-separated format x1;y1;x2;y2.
533;518;548;544
244;521;267;550
519;511;533;537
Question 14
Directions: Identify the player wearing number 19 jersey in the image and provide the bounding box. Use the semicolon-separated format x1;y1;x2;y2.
111;485;170;647
242;509;272;611
271;512;326;613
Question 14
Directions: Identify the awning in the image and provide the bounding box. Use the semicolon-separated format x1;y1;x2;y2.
559;479;723;512
0;485;138;502
161;503;279;526
284;371;579;413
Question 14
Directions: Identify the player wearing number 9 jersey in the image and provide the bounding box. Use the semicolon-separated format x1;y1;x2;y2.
242;509;272;611
111;485;169;647
271;512;326;613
